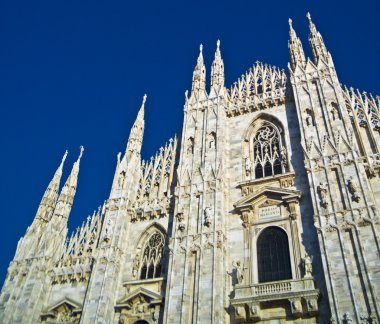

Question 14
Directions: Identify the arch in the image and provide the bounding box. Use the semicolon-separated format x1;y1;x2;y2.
245;114;288;179
134;321;149;324
134;223;166;280
329;102;341;121
257;226;292;283
244;113;285;141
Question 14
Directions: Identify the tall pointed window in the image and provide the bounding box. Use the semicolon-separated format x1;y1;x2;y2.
257;227;292;283
139;232;165;280
253;123;286;179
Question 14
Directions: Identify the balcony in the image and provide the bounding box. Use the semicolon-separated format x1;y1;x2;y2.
231;278;319;322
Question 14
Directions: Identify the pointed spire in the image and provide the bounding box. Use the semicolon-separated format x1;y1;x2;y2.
35;150;68;222
191;44;206;94
211;39;225;88
307;12;329;63
126;94;146;155
56;146;84;213
288;18;306;70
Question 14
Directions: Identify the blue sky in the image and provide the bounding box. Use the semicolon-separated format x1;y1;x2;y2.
0;0;378;284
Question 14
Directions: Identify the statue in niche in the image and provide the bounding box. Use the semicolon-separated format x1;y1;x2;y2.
342;312;353;324
118;171;126;189
306;115;312;127
347;176;361;202
187;137;194;154
232;261;244;284
317;182;329;207
305;109;314;127
104;218;113;242
330;103;341;121
244;156;252;176
280;146;287;167
303;253;313;277
132;254;140;278
204;207;212;227
208;132;216;149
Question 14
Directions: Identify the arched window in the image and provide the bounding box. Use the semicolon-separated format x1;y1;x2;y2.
257;227;292;283
253;123;286;179
139;232;165;280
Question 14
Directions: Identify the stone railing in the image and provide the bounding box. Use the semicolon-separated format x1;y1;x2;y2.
234;277;316;301
231;278;319;322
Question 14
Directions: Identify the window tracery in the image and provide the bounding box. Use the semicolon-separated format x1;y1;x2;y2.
139;232;165;280
252;123;287;179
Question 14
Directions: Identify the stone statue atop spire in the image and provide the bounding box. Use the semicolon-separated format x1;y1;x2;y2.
191;44;206;96
288;18;306;70
211;39;225;88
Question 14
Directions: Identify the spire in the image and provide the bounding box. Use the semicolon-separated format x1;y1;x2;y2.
126;94;146;156
35;150;68;222
191;44;206;94
307;12;329;63
211;39;225;88
34;146;83;259
55;146;84;215
288;18;306;70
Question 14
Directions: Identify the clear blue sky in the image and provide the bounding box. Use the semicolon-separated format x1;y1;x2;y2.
0;0;378;284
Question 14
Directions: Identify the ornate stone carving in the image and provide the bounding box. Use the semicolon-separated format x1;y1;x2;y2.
232;261;244;284
347;176;360;202
244;156;252;176
317;182;329;207
204;207;212;227
303;253;313;277
342;312;353;324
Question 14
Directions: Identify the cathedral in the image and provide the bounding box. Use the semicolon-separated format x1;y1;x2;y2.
1;12;380;324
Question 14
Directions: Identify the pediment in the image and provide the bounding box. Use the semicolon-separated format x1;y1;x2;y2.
234;186;301;210
42;297;82;316
116;287;162;307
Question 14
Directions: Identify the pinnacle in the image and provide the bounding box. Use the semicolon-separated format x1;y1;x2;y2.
78;145;84;161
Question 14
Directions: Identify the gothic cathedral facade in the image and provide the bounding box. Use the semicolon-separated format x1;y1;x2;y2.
1;13;380;324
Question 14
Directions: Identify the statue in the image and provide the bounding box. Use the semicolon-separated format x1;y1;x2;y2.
244;157;252;176
303;253;313;277
306;114;312;127
204;207;212;227
132;254;140;278
187;137;194;154
317;182;329;207
104;218;113;242
347;176;360;202
342;312;353;324
280;146;287;167
232;261;244;284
